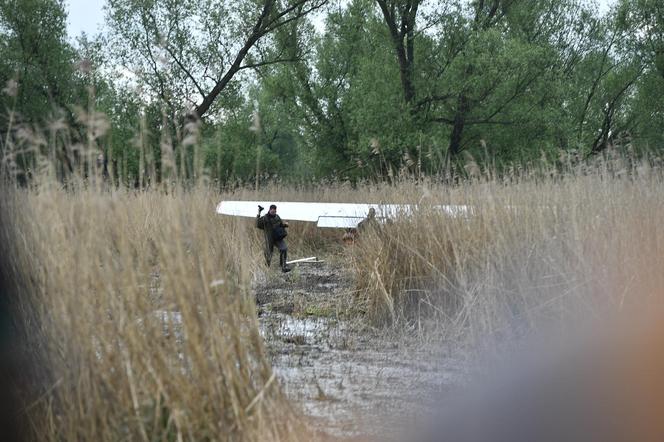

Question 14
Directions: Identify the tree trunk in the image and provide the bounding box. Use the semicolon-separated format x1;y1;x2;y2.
376;0;419;106
446;94;469;161
448;115;466;158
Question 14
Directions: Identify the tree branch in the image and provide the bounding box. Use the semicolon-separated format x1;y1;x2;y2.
164;44;206;99
262;0;328;34
193;0;274;118
239;57;301;70
193;0;328;119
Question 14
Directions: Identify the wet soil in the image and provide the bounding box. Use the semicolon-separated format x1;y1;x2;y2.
253;260;468;439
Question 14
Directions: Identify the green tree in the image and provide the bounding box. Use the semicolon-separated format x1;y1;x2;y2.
0;0;93;182
105;0;329;121
0;0;77;125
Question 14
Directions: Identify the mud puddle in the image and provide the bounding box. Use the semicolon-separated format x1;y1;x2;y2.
254;261;467;439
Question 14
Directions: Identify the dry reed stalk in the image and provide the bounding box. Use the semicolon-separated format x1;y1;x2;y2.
7;187;306;441
4;106;664;438
349;170;664;342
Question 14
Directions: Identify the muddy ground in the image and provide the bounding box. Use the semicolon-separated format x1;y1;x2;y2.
253;259;469;439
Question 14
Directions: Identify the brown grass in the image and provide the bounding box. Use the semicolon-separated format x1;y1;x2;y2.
3;110;664;438
350;169;664;343
5;185;305;441
216;167;664;345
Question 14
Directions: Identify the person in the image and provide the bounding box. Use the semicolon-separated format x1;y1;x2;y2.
341;208;379;245
356;207;379;233
256;204;291;273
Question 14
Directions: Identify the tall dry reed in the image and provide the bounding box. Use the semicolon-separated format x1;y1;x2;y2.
350;168;664;343
5;185;303;441
4;102;664;438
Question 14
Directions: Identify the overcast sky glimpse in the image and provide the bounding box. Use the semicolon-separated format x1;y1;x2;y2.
65;0;618;41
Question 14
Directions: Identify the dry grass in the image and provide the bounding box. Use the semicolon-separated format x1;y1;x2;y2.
221;166;664;342
4;110;664;439
350;168;664;343
5;171;664;439
5;185;304;441
217;168;664;345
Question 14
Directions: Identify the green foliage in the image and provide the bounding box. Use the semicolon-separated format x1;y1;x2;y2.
2;0;664;184
0;0;76;123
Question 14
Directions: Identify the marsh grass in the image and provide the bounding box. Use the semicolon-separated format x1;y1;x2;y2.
4;186;306;441
350;169;664;344
3;105;664;439
225;162;664;342
221;165;664;347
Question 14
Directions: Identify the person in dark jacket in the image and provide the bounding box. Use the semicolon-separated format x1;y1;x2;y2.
256;204;291;272
356;207;378;233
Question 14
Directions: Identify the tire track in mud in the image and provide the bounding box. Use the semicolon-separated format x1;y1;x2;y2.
253;261;467;439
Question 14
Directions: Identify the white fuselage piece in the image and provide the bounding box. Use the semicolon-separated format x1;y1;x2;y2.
216;201;471;229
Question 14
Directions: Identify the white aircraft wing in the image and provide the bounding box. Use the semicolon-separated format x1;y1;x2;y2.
216;201;471;229
316;216;366;229
217;201;387;228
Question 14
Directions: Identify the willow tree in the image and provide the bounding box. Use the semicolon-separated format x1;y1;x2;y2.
376;0;601;162
105;0;329;121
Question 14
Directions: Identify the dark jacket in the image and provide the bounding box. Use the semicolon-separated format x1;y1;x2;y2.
256;213;286;243
357;214;379;232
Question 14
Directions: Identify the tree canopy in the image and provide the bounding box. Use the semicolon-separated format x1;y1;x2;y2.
1;0;663;185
